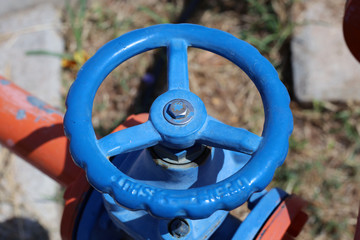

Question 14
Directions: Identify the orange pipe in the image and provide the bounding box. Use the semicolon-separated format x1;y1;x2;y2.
355;204;360;240
0;76;80;187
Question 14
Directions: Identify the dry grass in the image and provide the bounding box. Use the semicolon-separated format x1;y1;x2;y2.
0;149;49;239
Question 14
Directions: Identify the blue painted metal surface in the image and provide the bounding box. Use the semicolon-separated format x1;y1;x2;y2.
75;180;288;239
75;189;128;239
100;147;250;239
74;149;286;239
64;24;293;220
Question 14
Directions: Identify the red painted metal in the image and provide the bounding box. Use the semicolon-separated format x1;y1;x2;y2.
343;2;360;238
0;76;80;187
255;195;308;240
0;75;150;239
60;113;148;240
60;172;89;240
355;205;360;240
0;75;149;239
343;0;360;62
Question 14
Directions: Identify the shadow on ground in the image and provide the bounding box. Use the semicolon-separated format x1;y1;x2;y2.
0;217;49;240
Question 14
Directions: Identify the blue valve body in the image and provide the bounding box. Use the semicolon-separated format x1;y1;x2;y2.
74;148;288;239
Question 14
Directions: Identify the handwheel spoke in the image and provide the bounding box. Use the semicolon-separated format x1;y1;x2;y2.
198;116;262;155
167;39;190;91
98;121;162;157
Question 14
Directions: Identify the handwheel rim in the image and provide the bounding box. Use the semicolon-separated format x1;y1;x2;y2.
64;24;293;219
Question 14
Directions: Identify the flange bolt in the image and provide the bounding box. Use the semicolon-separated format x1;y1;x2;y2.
169;218;190;238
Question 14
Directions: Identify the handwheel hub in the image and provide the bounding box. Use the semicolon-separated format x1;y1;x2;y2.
149;89;207;149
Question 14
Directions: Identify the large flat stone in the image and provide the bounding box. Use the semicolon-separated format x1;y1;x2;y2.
0;3;63;106
291;0;360;102
0;3;63;240
0;0;64;17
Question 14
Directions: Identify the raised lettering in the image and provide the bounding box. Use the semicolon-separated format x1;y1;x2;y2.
215;187;226;198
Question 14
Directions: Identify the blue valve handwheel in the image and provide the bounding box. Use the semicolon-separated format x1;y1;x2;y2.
64;24;293;219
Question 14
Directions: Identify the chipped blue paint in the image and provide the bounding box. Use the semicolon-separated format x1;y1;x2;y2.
27;96;54;113
26;96;61;115
16;109;26;120
0;79;10;85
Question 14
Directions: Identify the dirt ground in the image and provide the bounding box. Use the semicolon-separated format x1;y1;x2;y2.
59;0;359;239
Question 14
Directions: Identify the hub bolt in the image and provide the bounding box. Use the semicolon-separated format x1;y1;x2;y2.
167;100;188;119
163;99;194;125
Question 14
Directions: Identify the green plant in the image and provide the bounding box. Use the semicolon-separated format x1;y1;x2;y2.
240;0;294;68
26;0;90;70
289;135;308;152
138;6;169;24
66;0;87;51
313;100;326;113
335;110;360;163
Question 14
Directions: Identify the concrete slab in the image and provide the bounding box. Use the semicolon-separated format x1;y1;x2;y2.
0;0;63;17
0;3;62;106
0;3;63;240
291;0;360;102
